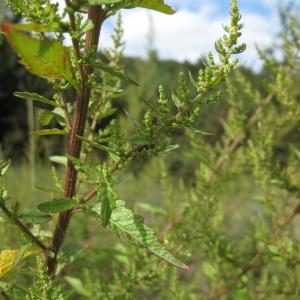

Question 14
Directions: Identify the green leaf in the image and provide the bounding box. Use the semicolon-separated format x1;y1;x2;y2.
12;22;63;33
79;19;94;35
37;199;77;213
38;109;54;126
184;127;214;135
77;135;119;157
0;160;11;177
172;91;184;108
49;156;68;166
159;144;180;155
20;212;52;224
14;92;58;106
106;200;190;270
32;129;67;136
2;22;79;89
112;0;176;15
89;61;139;86
86;0;123;4
97;182;117;227
11;244;32;269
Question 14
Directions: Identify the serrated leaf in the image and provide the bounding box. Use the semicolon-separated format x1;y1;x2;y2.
37;199;77;213
90;61;139;86
49;156;68;166
14;92;58;106
2;22;79;89
113;0;176;15
32;129;67;136
0;249;35;278
106;200;190;270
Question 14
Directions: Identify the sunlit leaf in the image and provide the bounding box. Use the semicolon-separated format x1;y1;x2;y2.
0;249;35;278
1;22;79;89
112;0;176;15
103;200;190;270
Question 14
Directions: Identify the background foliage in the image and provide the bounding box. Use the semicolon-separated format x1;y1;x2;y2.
0;0;300;299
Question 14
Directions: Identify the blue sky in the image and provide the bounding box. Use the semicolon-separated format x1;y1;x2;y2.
99;0;284;69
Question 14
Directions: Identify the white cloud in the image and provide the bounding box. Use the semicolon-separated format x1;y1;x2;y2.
100;4;280;70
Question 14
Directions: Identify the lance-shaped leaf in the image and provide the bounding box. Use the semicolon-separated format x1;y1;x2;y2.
97;181;117;227
49;155;68;166
106;200;190;270
1;22;79;89
89;61;139;86
112;0;176;15
32;129;67;136
78;135;119;157
37;198;77;213
20;212;52;224
14;92;58;107
0;249;34;278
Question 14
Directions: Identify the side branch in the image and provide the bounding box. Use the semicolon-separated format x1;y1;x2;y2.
0;201;49;253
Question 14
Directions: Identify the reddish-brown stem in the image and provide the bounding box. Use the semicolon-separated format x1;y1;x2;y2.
46;5;106;276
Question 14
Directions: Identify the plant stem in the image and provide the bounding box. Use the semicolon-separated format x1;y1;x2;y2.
0;201;49;252
46;5;106;276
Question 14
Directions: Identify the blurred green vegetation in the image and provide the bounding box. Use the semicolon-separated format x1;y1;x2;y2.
1;3;300;300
